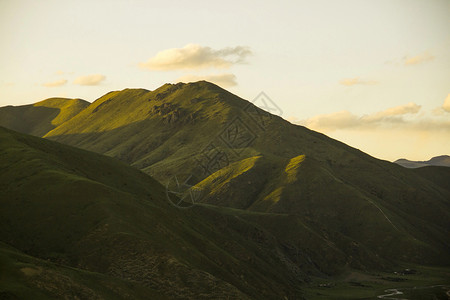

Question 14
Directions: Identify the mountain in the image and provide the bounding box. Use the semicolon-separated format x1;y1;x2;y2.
1;81;450;296
394;155;450;168
35;81;450;265
0;97;89;136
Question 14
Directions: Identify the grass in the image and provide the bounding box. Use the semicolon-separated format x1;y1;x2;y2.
0;242;166;299
1;81;450;298
303;265;450;299
0;126;311;298
3;82;449;270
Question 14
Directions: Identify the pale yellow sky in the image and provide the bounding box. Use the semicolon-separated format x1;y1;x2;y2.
0;0;449;161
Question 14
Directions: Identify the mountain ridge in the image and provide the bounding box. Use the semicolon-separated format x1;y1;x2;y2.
394;155;450;168
1;81;449;270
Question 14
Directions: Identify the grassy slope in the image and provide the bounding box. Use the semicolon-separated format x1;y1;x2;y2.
37;82;450;269
2;126;353;299
0;98;89;136
43;83;235;172
0;242;165;299
412;166;450;192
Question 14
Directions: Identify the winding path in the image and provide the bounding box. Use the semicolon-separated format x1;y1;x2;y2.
377;288;407;300
377;285;450;300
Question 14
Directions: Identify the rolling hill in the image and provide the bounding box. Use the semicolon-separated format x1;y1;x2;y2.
1;81;450;298
1;126;351;299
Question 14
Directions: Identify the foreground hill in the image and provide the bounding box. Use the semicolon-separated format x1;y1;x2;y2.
394;155;450;168
0;97;89;136
2;126;356;299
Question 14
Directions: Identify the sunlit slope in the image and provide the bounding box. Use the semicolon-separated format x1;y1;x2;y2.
196;154;450;266
0;98;89;137
1;126;348;299
43;82;261;172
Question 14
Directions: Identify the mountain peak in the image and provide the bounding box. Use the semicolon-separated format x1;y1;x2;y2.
34;97;89;108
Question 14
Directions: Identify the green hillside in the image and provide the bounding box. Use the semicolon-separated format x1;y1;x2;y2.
1;80;450;298
1;126;346;299
33;81;450;268
0;98;89;136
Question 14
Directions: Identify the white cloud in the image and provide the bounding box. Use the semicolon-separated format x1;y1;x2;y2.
140;44;252;71
404;52;434;66
42;79;67;87
73;74;106;86
177;73;237;88
339;77;378;86
297;102;422;132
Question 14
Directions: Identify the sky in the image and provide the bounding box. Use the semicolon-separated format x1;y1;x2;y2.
1;0;449;161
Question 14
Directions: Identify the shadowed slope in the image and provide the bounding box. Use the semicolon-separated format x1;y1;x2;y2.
0;242;166;299
2;126;355;299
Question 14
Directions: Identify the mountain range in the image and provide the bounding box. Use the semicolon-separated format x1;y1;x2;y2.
394;155;450;168
1;81;449;299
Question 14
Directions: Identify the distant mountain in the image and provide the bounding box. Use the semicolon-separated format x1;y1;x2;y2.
0;97;89;136
394;155;450;168
1;81;450;288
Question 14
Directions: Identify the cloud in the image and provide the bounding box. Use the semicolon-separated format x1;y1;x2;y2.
404;52;434;66
433;94;450;115
73;74;106;86
364;102;421;122
55;70;74;75
298;102;422;132
140;44;252;71
339;77;378;86
286;116;300;123
42;79;67;87
177;73;237;88
300;111;359;131
443;94;450;112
